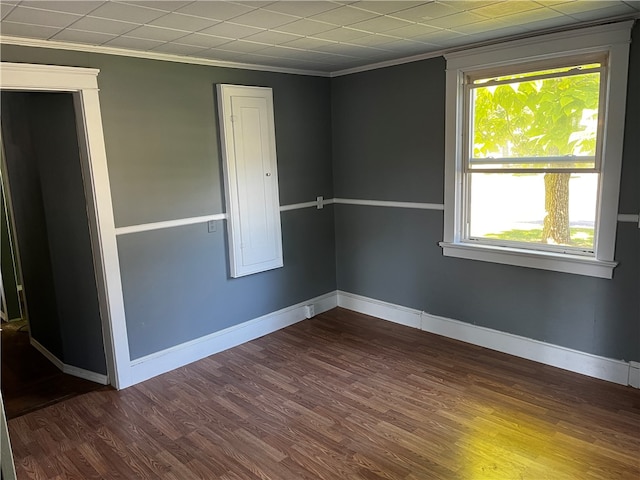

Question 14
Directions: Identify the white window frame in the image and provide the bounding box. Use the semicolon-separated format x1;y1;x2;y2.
440;22;632;279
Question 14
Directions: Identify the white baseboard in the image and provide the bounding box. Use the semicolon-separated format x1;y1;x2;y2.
629;361;640;388
338;290;422;329
337;290;635;387
30;338;109;385
128;291;338;386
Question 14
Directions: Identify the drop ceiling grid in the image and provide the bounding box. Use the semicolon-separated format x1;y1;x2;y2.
0;1;639;74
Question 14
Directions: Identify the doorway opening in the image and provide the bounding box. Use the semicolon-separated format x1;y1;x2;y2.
1;91;108;418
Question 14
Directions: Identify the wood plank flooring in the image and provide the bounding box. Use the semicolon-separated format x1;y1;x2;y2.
1;319;107;420
7;308;640;479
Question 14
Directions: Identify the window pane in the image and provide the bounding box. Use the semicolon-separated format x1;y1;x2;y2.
468;173;597;251
470;68;600;170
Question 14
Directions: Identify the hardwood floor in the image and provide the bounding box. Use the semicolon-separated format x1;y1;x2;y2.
1;319;107;420
7;308;640;479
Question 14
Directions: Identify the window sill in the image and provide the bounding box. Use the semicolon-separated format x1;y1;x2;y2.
439;242;617;279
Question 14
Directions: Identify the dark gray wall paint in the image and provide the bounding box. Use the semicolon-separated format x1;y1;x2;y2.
28;93;107;374
118;207;336;359
331;57;446;203
332;26;640;362
1;93;64;358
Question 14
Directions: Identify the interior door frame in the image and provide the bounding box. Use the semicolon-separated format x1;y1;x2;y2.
0;62;130;388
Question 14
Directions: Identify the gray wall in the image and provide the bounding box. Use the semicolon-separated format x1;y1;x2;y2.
0;45;337;361
1;92;107;374
332;26;640;363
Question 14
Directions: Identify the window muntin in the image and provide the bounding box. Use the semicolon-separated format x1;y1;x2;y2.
461;57;606;254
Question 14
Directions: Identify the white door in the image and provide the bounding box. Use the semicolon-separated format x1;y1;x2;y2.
217;85;283;278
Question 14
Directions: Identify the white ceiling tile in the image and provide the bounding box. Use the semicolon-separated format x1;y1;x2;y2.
0;2;17;19
498;6;571;25
312;26;370;41
568;4;637;20
410;28;469;44
176;1;254;21
263;1;341;17
193;47;246;61
104;35;165;50
69;16;138;35
149;42;208;56
518;15;578;32
345;33;403;47
376;38;435;55
243;29;301;45
449;1;504;9
0;21;60;38
149;13;220;31
273;18;336;35
455;18;512;35
198;21;264;39
4;6;81;28
20;1;105;15
548;1;625;15
391;2;462;21
227;8;297;28
533;1;578;5
382;22;441;38
51;28;115;44
623;1;640;11
309;5;379;25
347;15;413;33
253;45;305;59
472;1;546;18
233;1;277;8
89;2;167;23
175;32;233;48
125;25;188;42
120;1;193;12
281;36;337;50
215;39;269;53
354;2;426;15
424;11;490;28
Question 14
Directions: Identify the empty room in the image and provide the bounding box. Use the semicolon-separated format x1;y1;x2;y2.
0;1;638;479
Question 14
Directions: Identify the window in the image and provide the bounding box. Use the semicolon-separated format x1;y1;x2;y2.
440;22;632;279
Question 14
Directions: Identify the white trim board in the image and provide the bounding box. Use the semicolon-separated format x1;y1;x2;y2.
30;338;109;385
115;213;227;236
337;290;636;387
128;291;337;386
617;213;640;226
112;201;634;237
333;198;444;210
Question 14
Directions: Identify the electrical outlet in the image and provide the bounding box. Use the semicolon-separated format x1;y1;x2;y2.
207;220;217;233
